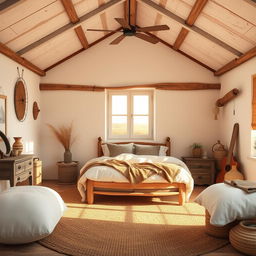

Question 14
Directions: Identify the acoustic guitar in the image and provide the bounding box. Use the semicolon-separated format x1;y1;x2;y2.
216;123;239;183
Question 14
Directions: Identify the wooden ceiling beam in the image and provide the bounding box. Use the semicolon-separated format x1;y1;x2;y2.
44;29;120;72
129;0;137;26
139;0;242;56
17;0;124;56
0;0;21;11
186;0;208;26
40;82;220;91
215;46;256;76
173;28;189;50
0;42;45;76
60;0;79;23
74;26;89;49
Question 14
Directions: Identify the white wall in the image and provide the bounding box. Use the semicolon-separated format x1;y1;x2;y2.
219;57;256;180
0;54;41;156
41;35;220;179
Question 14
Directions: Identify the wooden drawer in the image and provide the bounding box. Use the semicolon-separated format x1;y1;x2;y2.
190;168;211;174
192;173;212;185
24;159;33;170
15;170;32;183
15;162;25;175
186;161;212;169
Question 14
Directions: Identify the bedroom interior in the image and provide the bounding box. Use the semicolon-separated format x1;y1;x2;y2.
0;0;256;255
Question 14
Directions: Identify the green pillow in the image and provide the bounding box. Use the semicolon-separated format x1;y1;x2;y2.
134;144;160;155
107;143;134;157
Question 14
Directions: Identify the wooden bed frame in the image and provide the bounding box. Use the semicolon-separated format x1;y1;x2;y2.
86;137;186;205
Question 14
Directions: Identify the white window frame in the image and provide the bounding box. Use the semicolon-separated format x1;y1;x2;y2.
107;90;154;140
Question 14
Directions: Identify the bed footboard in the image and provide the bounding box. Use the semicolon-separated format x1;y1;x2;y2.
86;180;186;205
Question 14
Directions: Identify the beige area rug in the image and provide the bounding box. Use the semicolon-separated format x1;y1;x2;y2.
39;195;229;256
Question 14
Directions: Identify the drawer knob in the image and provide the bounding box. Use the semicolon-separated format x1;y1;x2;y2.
198;176;203;179
29;162;32;165
18;165;21;169
29;171;32;175
17;177;20;181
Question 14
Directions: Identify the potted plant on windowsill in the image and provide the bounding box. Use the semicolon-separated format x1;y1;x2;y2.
47;123;75;163
191;143;202;158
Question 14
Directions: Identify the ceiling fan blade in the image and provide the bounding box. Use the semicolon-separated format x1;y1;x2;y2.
110;34;126;45
137;25;170;32
135;33;159;44
114;18;131;29
87;29;119;32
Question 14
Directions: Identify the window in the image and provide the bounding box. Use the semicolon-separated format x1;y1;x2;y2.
107;90;154;140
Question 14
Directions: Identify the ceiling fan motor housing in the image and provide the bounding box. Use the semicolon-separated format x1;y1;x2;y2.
123;26;136;36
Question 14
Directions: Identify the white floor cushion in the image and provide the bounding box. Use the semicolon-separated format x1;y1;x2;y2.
0;186;66;244
195;183;256;226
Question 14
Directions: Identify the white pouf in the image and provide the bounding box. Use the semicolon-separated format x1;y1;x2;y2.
0;186;66;244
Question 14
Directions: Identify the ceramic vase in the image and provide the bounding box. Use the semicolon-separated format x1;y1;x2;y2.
229;220;256;256
64;149;72;163
12;137;23;156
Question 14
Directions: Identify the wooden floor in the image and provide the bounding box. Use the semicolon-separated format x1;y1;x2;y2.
0;181;244;256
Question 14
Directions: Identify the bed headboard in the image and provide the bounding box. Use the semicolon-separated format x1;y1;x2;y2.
97;137;171;157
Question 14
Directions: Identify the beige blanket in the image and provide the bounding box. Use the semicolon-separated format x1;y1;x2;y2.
80;159;181;184
224;179;256;193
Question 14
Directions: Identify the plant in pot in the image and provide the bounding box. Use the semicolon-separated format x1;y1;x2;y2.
47;123;75;163
191;143;202;158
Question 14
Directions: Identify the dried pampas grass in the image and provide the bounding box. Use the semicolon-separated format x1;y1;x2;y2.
47;123;75;150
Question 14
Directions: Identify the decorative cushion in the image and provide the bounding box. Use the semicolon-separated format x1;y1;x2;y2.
159;146;168;156
134;144;160;155
101;144;110;156
107;143;134;157
195;183;256;226
0;186;66;244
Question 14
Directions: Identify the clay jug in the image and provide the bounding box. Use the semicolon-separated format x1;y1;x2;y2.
12;137;23;156
64;149;72;163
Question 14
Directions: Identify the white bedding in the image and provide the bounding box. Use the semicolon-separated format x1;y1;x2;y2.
77;153;194;202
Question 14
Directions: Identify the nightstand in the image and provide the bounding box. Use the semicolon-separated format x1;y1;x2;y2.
182;157;216;185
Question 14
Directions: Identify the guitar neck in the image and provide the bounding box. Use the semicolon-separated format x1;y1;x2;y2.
226;123;239;166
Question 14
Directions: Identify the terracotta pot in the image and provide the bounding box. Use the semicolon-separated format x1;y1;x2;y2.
12;137;23;156
192;148;202;157
230;220;256;256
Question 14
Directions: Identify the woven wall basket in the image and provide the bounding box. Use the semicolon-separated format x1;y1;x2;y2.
230;220;256;256
205;210;238;238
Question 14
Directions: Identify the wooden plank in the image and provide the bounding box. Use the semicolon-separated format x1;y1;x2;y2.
129;0;137;26
139;0;242;56
173;28;189;50
0;0;21;11
40;82;220;91
17;0;124;55
74;26;89;49
153;0;167;36
0;42;45;76
186;0;208;26
215;46;256;76
98;0;108;35
44;29;120;71
60;0;79;23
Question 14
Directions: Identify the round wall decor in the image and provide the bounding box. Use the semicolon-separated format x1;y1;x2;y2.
14;79;28;121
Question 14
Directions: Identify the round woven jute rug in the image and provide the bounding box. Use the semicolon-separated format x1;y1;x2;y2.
39;217;228;256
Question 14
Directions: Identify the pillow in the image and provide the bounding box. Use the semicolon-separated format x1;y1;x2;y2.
107;143;134;157
0;186;66;244
195;183;256;226
134;144;160;155
101;144;110;156
159;146;168;156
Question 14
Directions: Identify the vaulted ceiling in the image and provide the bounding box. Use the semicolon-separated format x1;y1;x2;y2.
0;0;256;77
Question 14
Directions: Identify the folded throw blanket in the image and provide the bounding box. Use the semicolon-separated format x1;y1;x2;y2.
224;179;256;193
80;159;182;184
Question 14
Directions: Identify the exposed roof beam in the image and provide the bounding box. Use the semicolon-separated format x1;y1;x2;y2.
129;0;137;26
139;0;242;56
0;42;45;76
40;82;220;91
215;46;256;76
173;28;189;50
0;0;20;11
186;0;208;26
74;26;89;49
60;0;79;23
44;29;120;72
17;0;124;55
145;31;215;72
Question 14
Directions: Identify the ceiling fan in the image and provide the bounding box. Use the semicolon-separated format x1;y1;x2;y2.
87;2;170;44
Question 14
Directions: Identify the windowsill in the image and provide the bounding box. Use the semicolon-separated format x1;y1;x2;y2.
248;156;256;160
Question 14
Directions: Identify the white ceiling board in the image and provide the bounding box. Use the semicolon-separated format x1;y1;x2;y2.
211;0;256;26
245;26;256;44
104;1;124;25
0;0;57;31
180;31;237;70
21;29;81;69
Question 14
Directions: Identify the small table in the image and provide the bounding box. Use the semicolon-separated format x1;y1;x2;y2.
182;157;216;185
57;161;78;184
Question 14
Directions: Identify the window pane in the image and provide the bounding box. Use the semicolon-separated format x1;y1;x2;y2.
133;95;149;115
112;116;127;135
112;95;127;115
133;116;149;135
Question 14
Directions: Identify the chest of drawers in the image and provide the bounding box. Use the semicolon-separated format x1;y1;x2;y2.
0;155;33;186
182;157;216;185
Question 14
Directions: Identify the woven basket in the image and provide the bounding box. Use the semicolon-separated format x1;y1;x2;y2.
205;210;238;238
